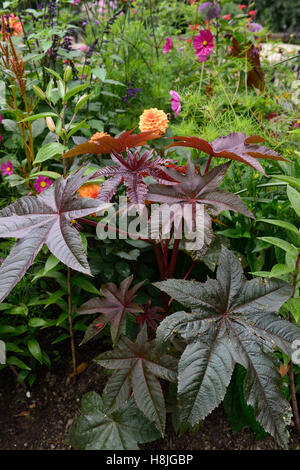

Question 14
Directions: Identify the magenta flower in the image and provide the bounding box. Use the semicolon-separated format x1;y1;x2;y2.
1;161;13;176
293;120;300;129
193;30;214;62
170;90;181;118
163;37;173;54
34;176;53;193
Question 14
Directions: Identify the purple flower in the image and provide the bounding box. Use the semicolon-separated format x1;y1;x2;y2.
247;22;263;33
1;161;13;176
193;30;214;62
170;90;181;118
250;44;262;59
163;37;173;54
34;176;53;193
198;1;221;20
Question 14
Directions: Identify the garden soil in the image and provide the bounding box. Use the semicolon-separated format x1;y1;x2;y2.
0;334;299;451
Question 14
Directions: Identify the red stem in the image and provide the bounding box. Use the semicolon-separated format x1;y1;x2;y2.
167;238;180;278
204;155;213;174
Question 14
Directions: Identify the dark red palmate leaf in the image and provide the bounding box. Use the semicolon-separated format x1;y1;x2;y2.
93;148;180;204
95;325;177;435
135;300;165;333
63;129;162;159
78;275;144;345
167;132;289;175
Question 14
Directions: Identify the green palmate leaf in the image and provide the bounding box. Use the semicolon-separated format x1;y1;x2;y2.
0;167;109;303
95;326;177;435
66;392;160;450
287;185;300;218
154;246;300;448
34;143;67;164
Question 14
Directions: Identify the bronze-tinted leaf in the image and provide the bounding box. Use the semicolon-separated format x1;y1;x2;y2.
63;129;161;159
167;132;289;175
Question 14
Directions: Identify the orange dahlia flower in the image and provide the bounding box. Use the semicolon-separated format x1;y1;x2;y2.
89;131;109;143
7;14;23;36
139;108;169;134
78;183;100;199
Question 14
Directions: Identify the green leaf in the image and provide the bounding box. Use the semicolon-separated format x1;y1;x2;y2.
44;254;60;273
285;298;300;322
258;237;298;258
44;67;62;81
34;143;67;164
287;185;300;218
31;118;46;138
51;333;69;344
256;219;299;235
27;338;43;363
71;276;100;295
7;356;31;370
64;84;90;102
74;93;93;113
28;318;48;328
43;289;65;309
19;112;57;123
92;67;106;81
270;264;294;277
2;119;19;133
65;392;160;450
272;175;300;191
29;171;62;180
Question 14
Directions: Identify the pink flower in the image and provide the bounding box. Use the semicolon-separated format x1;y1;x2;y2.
223;14;231;20
193;30;214;62
80;44;90;53
1;161;13;176
34;176;53;193
238;4;246;9
74;0;81;3
170;90;181;118
293;120;300;129
163;37;173;54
